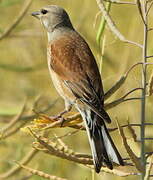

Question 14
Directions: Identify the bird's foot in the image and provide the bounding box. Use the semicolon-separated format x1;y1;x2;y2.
48;115;65;127
49;110;69;126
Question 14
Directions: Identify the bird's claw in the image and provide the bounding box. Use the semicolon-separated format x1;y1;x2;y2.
49;114;66;127
59;116;66;127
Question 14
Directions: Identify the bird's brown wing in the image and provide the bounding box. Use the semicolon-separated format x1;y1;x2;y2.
49;31;111;123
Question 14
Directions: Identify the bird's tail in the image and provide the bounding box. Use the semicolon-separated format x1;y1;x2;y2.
79;108;124;173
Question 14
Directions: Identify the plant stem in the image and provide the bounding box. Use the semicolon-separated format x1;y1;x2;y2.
96;2;111;47
140;1;148;179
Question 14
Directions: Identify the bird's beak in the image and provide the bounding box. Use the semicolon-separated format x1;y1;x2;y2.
31;11;41;19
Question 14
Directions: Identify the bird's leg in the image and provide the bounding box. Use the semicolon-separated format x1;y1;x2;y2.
49;100;74;126
56;104;72;119
57;104;73;127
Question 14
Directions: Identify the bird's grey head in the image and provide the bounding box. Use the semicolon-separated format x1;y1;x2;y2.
31;5;73;32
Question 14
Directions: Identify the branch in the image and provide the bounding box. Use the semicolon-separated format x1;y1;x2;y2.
139;0;148;177
0;63;45;72
116;119;144;172
148;28;153;31
0;0;33;41
30;129;93;165
0;99;57;139
109;122;153;132
15;162;67;180
22;87;142;132
136;0;146;25
96;0;143;48
146;55;153;59
30;129;137;177
104;0;136;5
105;88;142;110
0;149;38;179
146;1;153;15
148;71;153;96
144;155;153;179
104;62;143;100
1;101;26;133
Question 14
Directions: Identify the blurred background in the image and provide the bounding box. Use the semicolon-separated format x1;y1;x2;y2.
0;0;153;179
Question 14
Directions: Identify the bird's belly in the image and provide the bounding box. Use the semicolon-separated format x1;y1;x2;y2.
48;67;76;102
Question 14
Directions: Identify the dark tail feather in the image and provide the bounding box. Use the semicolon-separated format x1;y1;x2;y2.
80;109;124;173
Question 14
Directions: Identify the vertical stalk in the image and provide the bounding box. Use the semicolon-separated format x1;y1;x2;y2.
96;2;111;48
141;1;148;179
99;35;106;75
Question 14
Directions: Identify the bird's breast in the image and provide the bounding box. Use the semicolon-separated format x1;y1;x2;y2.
47;47;76;103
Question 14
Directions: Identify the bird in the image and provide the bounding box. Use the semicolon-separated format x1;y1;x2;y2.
31;5;124;173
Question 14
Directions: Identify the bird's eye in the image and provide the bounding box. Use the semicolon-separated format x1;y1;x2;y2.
41;9;48;14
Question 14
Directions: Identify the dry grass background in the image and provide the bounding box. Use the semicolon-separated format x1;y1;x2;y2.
0;0;153;179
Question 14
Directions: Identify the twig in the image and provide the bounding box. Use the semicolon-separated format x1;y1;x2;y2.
137;0;146;25
1;101;26;132
108;122;153;132
53;134;69;150
144;155;153;180
146;55;153;59
30;128;93;165
52;129;81;141
127;121;138;142
104;0;136;5
96;0;143;48
148;28;153;31
116;119;143;172
146;1;153;15
105;97;141;110
100;167;139;176
19;174;32;180
1;99;57;139
0;149;38;179
105;88;142;110
1;120;28;139
0;0;33;41
15;162;67;180
148;71;153;96
0;63;45;72
125;62;143;77
104;62;143;100
30;129;134;177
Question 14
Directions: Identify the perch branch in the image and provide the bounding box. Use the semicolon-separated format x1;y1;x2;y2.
24;87;142;132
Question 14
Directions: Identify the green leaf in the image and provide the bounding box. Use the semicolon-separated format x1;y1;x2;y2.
96;2;112;48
